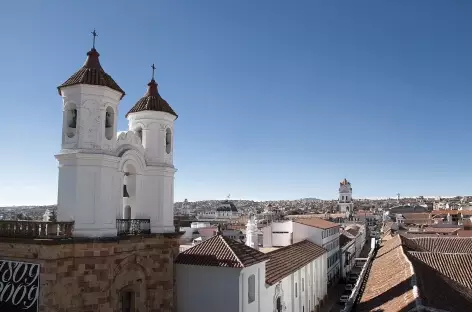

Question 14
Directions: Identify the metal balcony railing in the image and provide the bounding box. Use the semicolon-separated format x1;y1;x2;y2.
0;221;74;239
116;219;151;236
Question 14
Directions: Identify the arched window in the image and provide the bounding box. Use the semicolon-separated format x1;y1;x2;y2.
248;274;255;303
135;127;143;142
65;103;77;138
105;106;114;140
165;128;172;154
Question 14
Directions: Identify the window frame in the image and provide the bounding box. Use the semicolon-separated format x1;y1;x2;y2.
248;274;256;304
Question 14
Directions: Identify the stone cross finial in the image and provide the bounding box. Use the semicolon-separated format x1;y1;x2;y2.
91;29;98;49
151;63;156;80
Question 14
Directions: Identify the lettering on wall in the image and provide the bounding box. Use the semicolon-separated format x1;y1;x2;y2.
0;260;40;312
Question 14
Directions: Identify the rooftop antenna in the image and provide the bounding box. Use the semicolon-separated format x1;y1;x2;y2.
91;29;98;49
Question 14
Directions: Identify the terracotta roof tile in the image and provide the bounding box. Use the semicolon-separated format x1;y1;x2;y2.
408;237;472;253
265;240;326;285
407;251;472;289
175;235;268;268
420;227;459;234
293;218;339;229
431;210;472;216
126;79;177;118
406;253;472;311
58;48;125;98
357;235;417;312
458;230;472;237
402;213;432;225
359;235;472;311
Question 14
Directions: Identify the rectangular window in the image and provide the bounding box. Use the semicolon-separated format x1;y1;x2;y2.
248;274;255;304
295;282;298;298
302;278;304;291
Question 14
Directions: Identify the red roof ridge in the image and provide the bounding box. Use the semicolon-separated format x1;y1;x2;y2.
175;234;269;268
266;239;326;256
219;235;244;267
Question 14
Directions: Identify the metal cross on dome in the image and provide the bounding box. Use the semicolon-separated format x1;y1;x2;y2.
91;29;98;49
151;63;156;80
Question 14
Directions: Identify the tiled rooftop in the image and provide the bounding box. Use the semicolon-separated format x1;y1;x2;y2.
175;235;269;268
420;227;460;234
358;234;472;311
409;236;472;253
407;251;472;289
58;48;125;98
406;253;472;311
126;79;177;117
402;212;432;225
293;217;338;229
357;235;417;312
265;240;326;285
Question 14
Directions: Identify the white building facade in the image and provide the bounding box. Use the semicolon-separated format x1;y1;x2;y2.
55;46;177;237
292;219;341;287
175;235;328;312
338;178;353;213
262;221;293;247
262;218;341;287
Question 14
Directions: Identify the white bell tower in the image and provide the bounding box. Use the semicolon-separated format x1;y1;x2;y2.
55;35;125;237
338;178;354;213
125;65;178;233
245;214;259;250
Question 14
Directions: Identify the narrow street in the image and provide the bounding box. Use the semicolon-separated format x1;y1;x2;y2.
320;242;372;312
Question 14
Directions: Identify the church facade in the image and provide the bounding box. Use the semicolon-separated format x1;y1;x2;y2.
0;35;180;312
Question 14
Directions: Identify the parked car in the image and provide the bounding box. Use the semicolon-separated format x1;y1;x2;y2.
345;284;354;291
350;273;359;279
339;294;350;304
347;279;357;285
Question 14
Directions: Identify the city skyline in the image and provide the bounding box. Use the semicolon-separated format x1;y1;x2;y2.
2;1;472;206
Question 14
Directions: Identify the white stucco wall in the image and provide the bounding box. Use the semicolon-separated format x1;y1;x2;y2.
56;153;121;237
292;223;321;245
292;222;340;284
241;262;266;312
262;221;293;247
259;254;328;312
341;239;356;279
56;82;177;237
176;265;241;312
176;253;328;312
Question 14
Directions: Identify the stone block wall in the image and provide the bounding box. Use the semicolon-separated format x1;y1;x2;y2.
0;234;179;312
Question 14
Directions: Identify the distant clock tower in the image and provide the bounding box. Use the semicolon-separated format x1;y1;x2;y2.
338;178;353;213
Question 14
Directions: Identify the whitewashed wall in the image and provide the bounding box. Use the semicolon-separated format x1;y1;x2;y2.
176;265;241;312
262;221;293;247
259;254;327;312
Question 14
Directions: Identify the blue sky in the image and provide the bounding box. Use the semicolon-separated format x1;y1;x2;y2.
1;1;472;205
